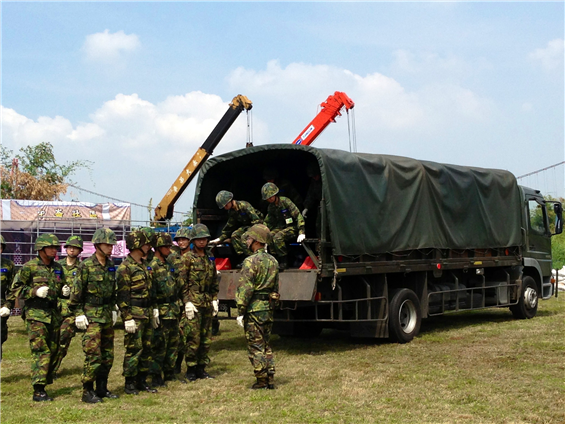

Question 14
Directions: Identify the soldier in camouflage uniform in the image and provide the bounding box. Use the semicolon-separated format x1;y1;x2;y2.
0;235;15;360
180;223;219;381
10;234;66;401
262;182;306;269
149;232;182;386
261;167;304;213
141;227;156;263
117;229;159;395
70;228;119;403
51;235;83;378
235;224;279;389
210;190;263;257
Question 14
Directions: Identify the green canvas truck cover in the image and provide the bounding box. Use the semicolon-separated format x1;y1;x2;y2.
195;144;523;256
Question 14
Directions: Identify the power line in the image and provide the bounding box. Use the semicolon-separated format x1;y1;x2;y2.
516;161;565;179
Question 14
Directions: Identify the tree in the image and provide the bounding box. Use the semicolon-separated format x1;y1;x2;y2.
1;142;91;201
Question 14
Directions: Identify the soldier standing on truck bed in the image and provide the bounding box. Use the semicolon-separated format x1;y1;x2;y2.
262;182;306;269
235;224;279;389
10;233;66;402
210;190;263;263
117;229;159;395
180;223;218;382
0;235;15;360
71;228;120;404
51;235;83;379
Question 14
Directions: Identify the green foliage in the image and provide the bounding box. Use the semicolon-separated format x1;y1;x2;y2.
545;195;565;269
182;209;193;226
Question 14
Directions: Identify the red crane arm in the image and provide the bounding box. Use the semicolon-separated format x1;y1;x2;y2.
292;91;355;146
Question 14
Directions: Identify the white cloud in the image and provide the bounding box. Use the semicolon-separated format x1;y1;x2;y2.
82;29;140;63
529;39;564;71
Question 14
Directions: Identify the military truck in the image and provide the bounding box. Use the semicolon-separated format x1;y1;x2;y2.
194;144;563;342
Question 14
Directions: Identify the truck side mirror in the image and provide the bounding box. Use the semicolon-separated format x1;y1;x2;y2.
554;203;563;235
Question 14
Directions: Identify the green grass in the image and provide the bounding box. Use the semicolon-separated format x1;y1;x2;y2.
1;298;564;424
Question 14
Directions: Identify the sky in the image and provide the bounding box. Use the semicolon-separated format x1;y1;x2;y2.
2;1;564;221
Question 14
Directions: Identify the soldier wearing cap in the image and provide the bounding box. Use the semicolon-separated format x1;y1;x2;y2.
149;232;182;386
117;229;159;395
210;190;263;260
235;224;279;389
180;223;219;381
261;182;306;269
70;228;120;403
0;235;15;359
51;235;83;378
10;233;67;401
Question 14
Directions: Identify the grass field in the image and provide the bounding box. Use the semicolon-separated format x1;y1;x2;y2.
1;297;564;424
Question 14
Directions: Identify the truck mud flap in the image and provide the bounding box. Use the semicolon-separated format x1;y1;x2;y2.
218;269;318;301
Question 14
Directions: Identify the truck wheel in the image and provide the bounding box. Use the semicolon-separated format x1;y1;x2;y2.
510;276;538;319
389;289;421;343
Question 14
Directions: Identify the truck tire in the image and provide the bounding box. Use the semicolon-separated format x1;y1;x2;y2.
388;289;421;343
510;276;538;319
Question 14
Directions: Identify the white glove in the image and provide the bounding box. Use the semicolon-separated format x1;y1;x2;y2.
302;208;308;219
124;319;137;334
185;302;198;320
212;300;219;317
75;315;89;330
112;311;118;326
36;286;49;298
62;285;71;297
152;308;160;328
297;234;306;243
0;307;11;318
210;238;221;245
236;315;244;328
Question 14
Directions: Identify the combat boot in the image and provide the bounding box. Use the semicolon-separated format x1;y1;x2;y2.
163;371;176;382
267;373;275;390
96;375;119;399
185;366;197;382
124;377;139;395
32;384;53;402
251;377;269;389
137;373;158;393
82;382;103;404
151;373;166;388
196;365;214;379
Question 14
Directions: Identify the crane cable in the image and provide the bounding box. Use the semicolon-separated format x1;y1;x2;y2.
347;108;357;153
246;109;254;148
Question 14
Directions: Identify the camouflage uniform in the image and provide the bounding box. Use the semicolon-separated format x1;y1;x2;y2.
11;256;66;386
149;253;182;380
70;254;117;384
1;251;15;356
219;200;263;255
51;256;80;375
180;248;218;370
265;196;305;258
236;246;279;380
117;255;156;379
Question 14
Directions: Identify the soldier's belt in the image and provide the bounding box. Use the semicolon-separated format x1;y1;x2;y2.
251;294;270;301
157;295;178;304
85;295;113;306
130;298;151;307
26;297;57;310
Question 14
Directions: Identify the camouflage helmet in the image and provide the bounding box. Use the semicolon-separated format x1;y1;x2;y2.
174;227;193;241
263;167;279;180
216;190;234;209
141;227;157;248
64;235;84;250
192;223;211;239
125;229;151;251
0;235;5;249
92;228;117;245
155;232;173;248
261;182;279;200
34;233;59;251
245;224;271;244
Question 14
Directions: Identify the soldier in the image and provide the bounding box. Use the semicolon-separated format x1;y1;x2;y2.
235;224;279;389
141;227;156;263
262;182;306;269
71;229;119;403
0;235;15;360
210;190;263;260
117;229;159;395
262;167;304;212
149;233;182;386
10;233;66;401
180;223;219;381
51;235;83;378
